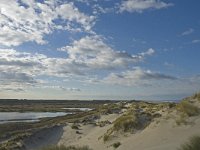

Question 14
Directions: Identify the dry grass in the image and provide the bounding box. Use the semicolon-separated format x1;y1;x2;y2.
177;101;199;117
193;93;200;101
113;114;140;132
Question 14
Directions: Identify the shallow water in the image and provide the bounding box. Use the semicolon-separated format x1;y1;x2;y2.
0;112;69;124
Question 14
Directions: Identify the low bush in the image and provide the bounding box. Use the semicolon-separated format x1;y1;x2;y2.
112;142;121;149
71;124;79;130
178;136;200;150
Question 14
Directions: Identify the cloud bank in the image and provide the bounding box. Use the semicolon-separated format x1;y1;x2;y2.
0;0;95;46
119;0;173;13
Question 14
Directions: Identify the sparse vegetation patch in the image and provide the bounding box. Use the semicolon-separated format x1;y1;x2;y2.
177;101;199;117
113;113;140;132
71;124;79;130
112;142;121;149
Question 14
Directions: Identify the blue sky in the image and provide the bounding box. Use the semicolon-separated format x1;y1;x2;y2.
0;0;200;100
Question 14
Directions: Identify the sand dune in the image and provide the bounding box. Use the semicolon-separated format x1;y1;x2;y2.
58;114;119;150
21;94;200;150
58;101;200;150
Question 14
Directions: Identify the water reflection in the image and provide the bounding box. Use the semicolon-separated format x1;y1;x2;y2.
0;112;69;124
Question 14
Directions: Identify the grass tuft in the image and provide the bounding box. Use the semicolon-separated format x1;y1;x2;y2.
193;93;200;101
177;101;199;117
71;124;79;130
103;134;110;142
113;113;140;132
112;142;121;149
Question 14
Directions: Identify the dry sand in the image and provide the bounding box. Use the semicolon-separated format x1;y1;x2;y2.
24;100;200;150
58;114;119;150
58;112;200;150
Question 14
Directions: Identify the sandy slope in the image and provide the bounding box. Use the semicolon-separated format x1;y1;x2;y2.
118;116;200;150
24;125;64;150
58;114;119;150
58;112;200;150
24;98;200;150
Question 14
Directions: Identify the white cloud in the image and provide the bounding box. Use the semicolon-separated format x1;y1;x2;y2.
0;48;86;91
59;35;155;70
92;4;114;15
0;48;199;98
0;0;95;47
192;39;200;44
0;87;25;92
39;86;81;92
103;67;177;86
140;48;154;56
119;0;173;13
64;87;81;92
181;28;194;36
0;38;155;91
56;2;95;31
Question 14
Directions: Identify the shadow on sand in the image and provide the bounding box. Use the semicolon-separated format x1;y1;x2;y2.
23;125;64;150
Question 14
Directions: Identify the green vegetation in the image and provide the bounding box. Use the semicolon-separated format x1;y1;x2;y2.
103;134;110;142
97;103;123;115
41;145;92;150
102;101;168;142
71;124;79;130
113;113;140;132
178;136;200;150
102;110;154;142
96;120;111;127
112;142;121;149
177;101;199;116
193;93;200;101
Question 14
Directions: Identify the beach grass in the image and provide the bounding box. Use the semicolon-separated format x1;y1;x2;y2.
177;101;199;116
113;113;140;132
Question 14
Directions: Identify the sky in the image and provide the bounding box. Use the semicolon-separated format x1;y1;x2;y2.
0;0;200;100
